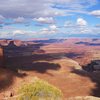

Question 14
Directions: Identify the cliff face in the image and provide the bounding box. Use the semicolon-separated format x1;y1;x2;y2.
0;40;10;46
83;60;100;72
0;38;100;99
0;40;25;67
0;47;3;66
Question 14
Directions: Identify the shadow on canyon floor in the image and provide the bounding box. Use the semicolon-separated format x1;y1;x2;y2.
0;68;14;92
71;60;100;97
0;41;85;92
75;41;100;46
4;52;84;72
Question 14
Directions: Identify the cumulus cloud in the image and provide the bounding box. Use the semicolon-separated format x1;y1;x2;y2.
13;30;25;36
49;25;57;30
0;0;98;19
52;0;98;14
0;32;9;38
95;24;100;27
0;0;99;39
77;18;87;26
4;30;36;39
13;17;26;23
64;21;74;27
64;18;88;29
11;26;58;39
53;0;97;8
0;0;65;18
11;30;37;40
39;25;58;34
41;28;49;31
90;10;100;18
0;15;5;24
76;27;92;34
63;18;98;34
0;15;5;20
33;17;55;24
92;27;100;34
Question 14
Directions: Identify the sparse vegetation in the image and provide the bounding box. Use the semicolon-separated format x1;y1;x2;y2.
0;39;100;99
17;77;63;100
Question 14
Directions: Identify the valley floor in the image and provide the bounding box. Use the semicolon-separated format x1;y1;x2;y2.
0;38;100;99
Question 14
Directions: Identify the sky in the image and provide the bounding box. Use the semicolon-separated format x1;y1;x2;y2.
0;0;100;40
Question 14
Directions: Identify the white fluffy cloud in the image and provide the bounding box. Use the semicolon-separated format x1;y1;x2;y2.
0;0;98;18
0;0;66;18
0;15;5;24
49;25;57;30
64;21;74;27
64;18;88;28
77;18;87;26
90;10;100;18
34;17;55;24
63;18;99;34
39;25;58;34
13;30;25;36
0;0;99;39
13;17;26;23
53;0;97;8
95;24;100;27
0;15;5;20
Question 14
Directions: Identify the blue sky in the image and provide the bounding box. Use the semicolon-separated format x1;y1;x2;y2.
0;0;100;40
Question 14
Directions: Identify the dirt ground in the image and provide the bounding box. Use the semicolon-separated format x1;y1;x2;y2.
0;38;100;99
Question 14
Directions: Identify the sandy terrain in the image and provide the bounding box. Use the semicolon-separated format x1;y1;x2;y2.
0;38;100;99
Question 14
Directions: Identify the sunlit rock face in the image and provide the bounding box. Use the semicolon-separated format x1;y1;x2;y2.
0;40;10;46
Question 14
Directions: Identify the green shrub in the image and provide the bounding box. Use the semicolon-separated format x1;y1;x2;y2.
17;77;63;100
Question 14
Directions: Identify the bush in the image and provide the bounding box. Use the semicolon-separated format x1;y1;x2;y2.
17;77;63;100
